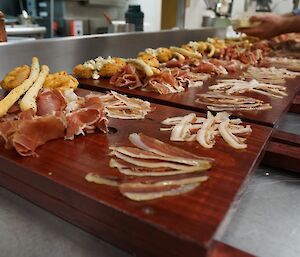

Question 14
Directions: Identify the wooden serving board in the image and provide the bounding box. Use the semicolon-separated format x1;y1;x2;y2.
78;76;300;127
0;95;271;257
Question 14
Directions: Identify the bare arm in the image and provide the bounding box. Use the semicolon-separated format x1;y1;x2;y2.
238;13;300;39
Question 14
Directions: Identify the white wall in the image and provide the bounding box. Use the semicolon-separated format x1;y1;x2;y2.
128;0;162;31
184;0;296;29
184;0;207;29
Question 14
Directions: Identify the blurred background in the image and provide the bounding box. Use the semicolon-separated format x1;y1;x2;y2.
0;0;299;41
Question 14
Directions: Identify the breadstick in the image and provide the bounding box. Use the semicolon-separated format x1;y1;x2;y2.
0;57;40;117
19;65;50;112
170;46;202;59
126;58;154;77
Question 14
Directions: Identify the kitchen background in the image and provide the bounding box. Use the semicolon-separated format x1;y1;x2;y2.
0;0;298;41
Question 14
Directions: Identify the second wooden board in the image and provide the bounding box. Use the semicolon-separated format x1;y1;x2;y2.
78;76;300;127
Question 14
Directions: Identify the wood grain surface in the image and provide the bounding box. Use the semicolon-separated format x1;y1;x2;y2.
78;76;300;127
0;93;272;257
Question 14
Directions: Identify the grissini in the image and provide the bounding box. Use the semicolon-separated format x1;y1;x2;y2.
0;57;40;117
19;65;50;112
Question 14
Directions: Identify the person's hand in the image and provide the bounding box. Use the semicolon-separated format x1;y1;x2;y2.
237;13;286;39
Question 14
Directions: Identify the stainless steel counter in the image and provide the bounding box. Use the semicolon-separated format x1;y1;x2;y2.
0;29;299;257
0;28;226;78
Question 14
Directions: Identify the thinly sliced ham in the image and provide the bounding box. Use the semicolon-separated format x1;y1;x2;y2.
161;112;251;149
98;91;152;119
109;145;203;166
85;171;206;201
165;58;185;68
109;64;143;89
37;89;67;116
129;133;214;164
195;92;272;111
110;156;206;176
144;71;183;94
11;116;65;156
191;60;228;75
120;183;199;201
110;151;205;172
86;133;213;201
65;95;107;140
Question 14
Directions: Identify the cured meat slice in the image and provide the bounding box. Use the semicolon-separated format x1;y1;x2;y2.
37;89;67;116
191;60;228;75
210;79;287;99
110;151;206;172
11;116;65;156
243;66;299;85
219;119;247;149
65;95;107;140
109;64;143;89
144;71;183;94
161;112;251;149
129;133;214;164
165;58;184;68
110;145;202;166
120;183;199;201
0;119;21;149
85;171;206;201
109;157;207;176
98;91;152;119
195;92;272;111
86;133;213;201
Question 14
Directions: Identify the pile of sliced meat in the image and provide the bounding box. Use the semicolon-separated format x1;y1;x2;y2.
243;66;300;85
220;46;263;65
109;64;214;94
209;79;287;99
109;64;184;94
160;112;252;149
85;133;214;201
163;68;210;88
0;89;108;156
98;91;152;119
196;92;272;111
261;57;300;72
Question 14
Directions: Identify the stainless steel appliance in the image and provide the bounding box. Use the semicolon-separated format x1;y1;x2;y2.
35;0;127;38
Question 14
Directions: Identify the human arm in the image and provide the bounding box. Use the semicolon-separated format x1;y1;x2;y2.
237;12;300;39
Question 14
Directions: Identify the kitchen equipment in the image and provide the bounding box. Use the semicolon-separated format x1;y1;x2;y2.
125;5;144;32
0;11;7;42
108;21;135;33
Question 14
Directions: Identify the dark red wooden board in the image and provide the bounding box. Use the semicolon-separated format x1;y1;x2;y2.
78;76;300;127
0;96;271;257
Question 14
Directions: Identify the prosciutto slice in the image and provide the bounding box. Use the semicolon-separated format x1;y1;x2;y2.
191;60;228;75
37;89;67;116
99;91;152;119
87;133;213;201
109;64;143;89
85;171;207;201
129;133;214;163
11;116;65;156
161;112;252;150
143;71;183;94
119;180;203;201
65;95;107;140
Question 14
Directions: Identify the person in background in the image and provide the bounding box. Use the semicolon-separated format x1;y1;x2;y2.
238;9;300;39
